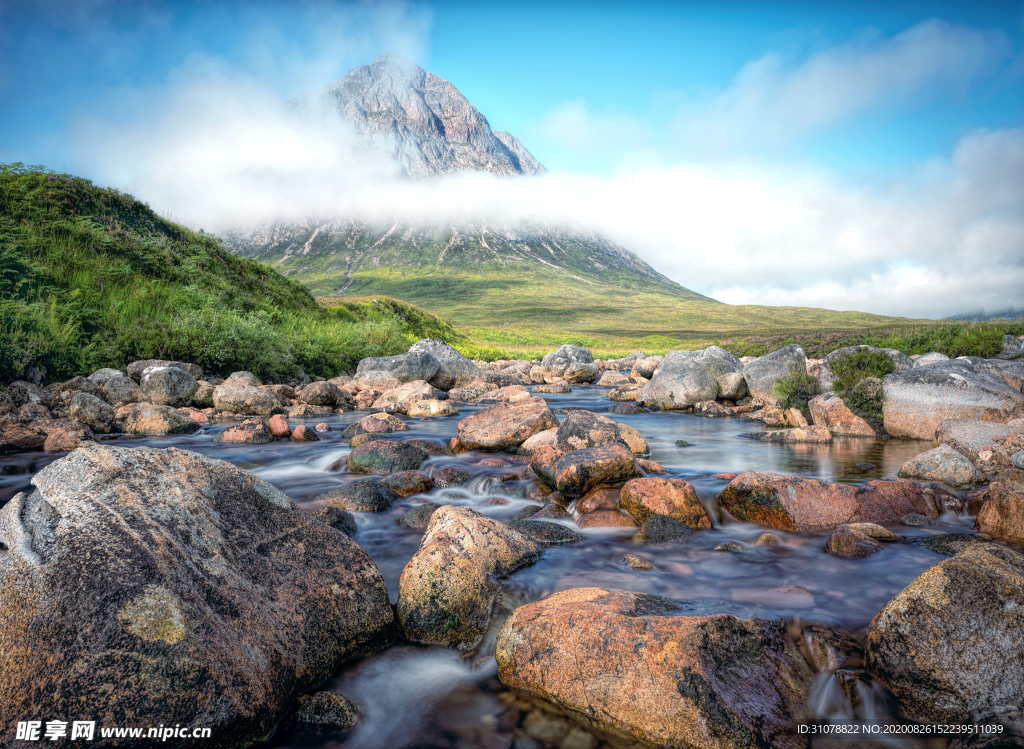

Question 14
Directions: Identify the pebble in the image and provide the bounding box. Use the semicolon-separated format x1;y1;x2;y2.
714;542;744;552
900;513;929;527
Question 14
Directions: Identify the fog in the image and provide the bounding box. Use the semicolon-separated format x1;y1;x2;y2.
63;11;1023;320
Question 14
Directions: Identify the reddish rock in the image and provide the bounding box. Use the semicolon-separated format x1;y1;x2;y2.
518;427;558;455
555;410;648;456
117;403;201;436
268;414;292;438
290;424;321;442
718;470;937;533
43;424;95;452
554;443;642;497
575;485;620;514
431;465;471;487
576;510;639;529
824;525;885;558
314;422;331;432
380;470;434;497
755;425;832;443
0;423;47;454
714;473;737;480
456;397;558;451
402;438;452;457
298;381;343;407
496;588;812;749
809;392;876;437
186;410;209;424
637;458;666;473
217;418;274;444
975;474;1024;543
529;444;565;488
619;478;711;528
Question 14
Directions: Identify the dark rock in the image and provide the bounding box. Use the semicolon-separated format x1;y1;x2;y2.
289;424;321;442
399;504;438;529
316;479;397;512
289;691;358;730
310;506;358;536
915;533;989;556
380;470;433;497
637;515;694;543
347;440;428;475
824;525;884;558
430;465;471;487
509;519;585;546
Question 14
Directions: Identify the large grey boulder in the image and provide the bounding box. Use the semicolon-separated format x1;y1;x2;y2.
883;361;1024;440
68;393;116;434
1002;334;1024;357
139;366;199;407
541;344;594;373
866;544;1024;723
87;367;126;386
5;380;51;408
357;351;442;386
99;374;139;405
126;359;203;383
0;443;394;748
742;344;807;405
637;349;733;410
898;444;983;488
407;339;483;389
213;383;281;415
914;352;950;367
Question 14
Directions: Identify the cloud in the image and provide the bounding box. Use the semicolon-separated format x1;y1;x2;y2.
678;19;1010;153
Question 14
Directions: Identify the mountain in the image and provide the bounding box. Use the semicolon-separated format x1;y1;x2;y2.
295;52;546;178
946;308;1024;322
226;53;715;316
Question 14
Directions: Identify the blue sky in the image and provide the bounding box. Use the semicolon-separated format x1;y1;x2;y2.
1;1;1022;317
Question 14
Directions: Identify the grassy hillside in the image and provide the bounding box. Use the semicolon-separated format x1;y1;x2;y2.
0;164;465;385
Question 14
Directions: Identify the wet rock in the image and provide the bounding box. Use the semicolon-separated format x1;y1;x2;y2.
576;510;639;529
718;470;936;533
289;404;334;419
564;362;600;383
554;443;642;497
608;382;644;401
0;423;47;453
310;506;358;536
268;414;292;438
753;425;832;443
575;484;620;514
117;403;201;435
139;366;199;407
213;383;281;415
915;533;988;556
754;532;779;546
847;522;899;541
289;691;358;730
407;399;459;417
316;479;397;512
555;409;648;455
975;474;1024;542
532;381;571;394
347;440;428;475
99;374;139;405
67;392;116;434
619;553;655;570
607;402;644;415
693;399;734;417
742;344;807;405
883;361;1024;439
496;587;812;749
43;423;95;452
866;544;1024;723
534;502;573;521
518;427;558;455
126;358;203;382
824;525;884;558
298;381;344;406
936;418;1024;463
714;542;744;552
380;470;434;497
900;513;929;526
431;465;471;487
290;424;320;442
898;444;983;488
802;625;860;673
216;418;274;444
397;506;540;650
400;504;438;529
809;392;876;437
618;478;711;528
637;514;693;542
457;397;558;451
509;519;585;545
402;438;452;457
0;444;393;746
675;439;692;447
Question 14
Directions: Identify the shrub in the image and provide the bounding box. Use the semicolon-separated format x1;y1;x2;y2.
828;349;897;393
774;372;821;422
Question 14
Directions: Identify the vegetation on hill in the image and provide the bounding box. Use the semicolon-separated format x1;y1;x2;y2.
0;164;465;385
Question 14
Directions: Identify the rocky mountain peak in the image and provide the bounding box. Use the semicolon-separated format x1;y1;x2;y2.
309;53;546;179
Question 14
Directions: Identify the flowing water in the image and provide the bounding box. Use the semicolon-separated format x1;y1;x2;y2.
0;387;989;749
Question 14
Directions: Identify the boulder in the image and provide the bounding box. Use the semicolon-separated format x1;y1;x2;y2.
216;418;274;444
619;478;712;527
637;514;693;542
717;470;936;533
357;351;442;386
975;474;1024;543
532;381;571;394
866;544;1024;723
936;418;1024;463
883;361;1024;440
397;506;540;650
630;356;662;379
915;352;950;367
541;344;594;373
43;424;95;452
316;478;397;512
213;383;281;415
824;525;884;558
496;588;812;749
898;444;983;488
191;381;215;408
753;425;833;443
407;399;459;418
68;392;116;434
809;392;876;437
100;374;139;405
117;403;200;435
288;691;359;731
346;440;428;475
268;414;292;438
518;427;558;455
742;344;807;405
407;339;484;389
87;367;126;386
554;443;642;497
0;424;47;454
595;371;630;388
298;381;344;407
139;366;199;407
0;444;393;746
636;351;721;410
508;519;585;546
289;424;320;442
5;380;51;408
456;397;558;451
555;410;648;456
372;380;445;410
126;359;202;382
224;371;262;387
563;362;600;383
379;470;433;497
716;371;748;400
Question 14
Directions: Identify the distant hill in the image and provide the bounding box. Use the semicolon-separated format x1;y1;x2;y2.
0;164;463;384
946;308;1024;322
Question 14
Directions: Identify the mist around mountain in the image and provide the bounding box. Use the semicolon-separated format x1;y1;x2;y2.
946;307;1024;322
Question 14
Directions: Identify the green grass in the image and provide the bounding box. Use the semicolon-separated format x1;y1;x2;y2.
0;164;466;385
